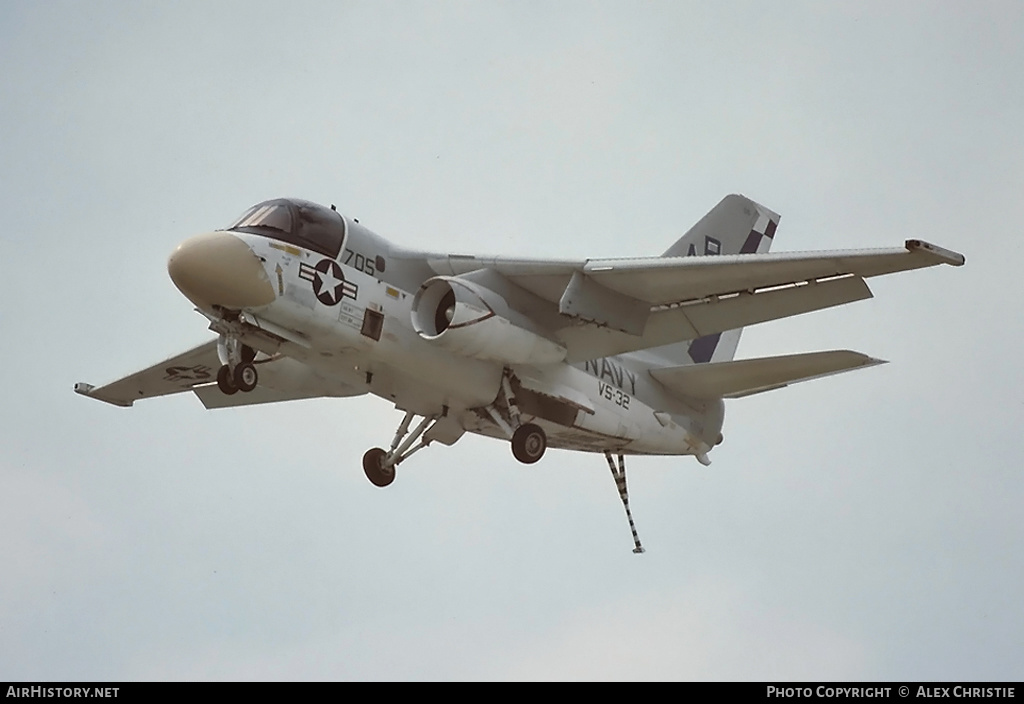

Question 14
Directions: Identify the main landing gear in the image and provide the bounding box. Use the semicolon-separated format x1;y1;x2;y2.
481;370;548;465
215;335;258;396
511;423;546;464
362;410;549;488
362;387;644;554
362;411;442;488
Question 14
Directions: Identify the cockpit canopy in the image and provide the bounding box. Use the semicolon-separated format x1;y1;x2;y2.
225;198;345;259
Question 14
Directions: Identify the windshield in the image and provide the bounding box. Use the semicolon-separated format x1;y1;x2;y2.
228;203;293;233
225;199;345;259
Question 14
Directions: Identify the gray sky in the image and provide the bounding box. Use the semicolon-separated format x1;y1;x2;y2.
1;0;1021;681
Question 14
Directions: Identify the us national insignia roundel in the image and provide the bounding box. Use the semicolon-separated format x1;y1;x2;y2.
162;365;213;383
312;259;347;306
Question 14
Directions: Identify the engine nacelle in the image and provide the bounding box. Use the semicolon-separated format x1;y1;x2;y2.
411;276;567;365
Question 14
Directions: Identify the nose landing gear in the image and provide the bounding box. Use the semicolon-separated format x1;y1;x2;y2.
215;334;258;395
232;362;258;392
215;365;238;395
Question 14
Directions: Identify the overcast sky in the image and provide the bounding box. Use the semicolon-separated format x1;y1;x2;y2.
1;1;1022;681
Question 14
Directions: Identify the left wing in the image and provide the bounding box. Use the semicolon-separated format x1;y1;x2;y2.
427;240;964;362
75;340;221;407
430;239;964;307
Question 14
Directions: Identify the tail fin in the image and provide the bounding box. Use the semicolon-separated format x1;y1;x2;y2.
652;194;780;365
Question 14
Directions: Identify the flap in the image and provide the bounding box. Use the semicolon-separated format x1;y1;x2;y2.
557;275;872;363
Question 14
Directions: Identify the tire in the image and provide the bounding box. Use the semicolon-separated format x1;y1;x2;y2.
511;423;547;464
362;448;395;487
233;362;258;392
216;365;238;395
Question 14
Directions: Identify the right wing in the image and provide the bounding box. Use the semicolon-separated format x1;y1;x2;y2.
76;341;361;409
75;340;222;407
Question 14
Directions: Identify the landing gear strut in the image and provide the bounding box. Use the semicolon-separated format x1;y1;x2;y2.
362;411;441;488
604;451;645;554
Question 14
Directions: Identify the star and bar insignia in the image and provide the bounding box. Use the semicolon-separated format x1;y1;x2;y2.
299;259;359;306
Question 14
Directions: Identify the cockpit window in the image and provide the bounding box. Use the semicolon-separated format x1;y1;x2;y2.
228;203;292;233
224;199;345;259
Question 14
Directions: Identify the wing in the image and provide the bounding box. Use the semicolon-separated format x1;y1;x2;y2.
76;341;365;409
75;340;222;407
430;239;964;307
428;240;964;362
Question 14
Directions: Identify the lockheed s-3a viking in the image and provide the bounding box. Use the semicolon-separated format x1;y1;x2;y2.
75;195;964;552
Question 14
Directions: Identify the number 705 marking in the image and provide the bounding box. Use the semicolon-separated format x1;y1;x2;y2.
343;248;377;277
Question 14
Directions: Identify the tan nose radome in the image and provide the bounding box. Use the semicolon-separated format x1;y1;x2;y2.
168;232;275;310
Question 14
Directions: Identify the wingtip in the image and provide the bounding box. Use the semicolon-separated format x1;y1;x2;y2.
73;382;133;407
838;351;887;366
905;239;966;266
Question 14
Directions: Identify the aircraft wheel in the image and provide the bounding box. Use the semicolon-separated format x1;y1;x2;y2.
363;448;395;487
233;362;258;392
216;365;238;395
512;423;547;464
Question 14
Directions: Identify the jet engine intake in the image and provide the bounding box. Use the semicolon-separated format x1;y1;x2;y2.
411;277;566;365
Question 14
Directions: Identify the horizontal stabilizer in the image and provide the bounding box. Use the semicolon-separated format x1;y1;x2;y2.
649;350;886;400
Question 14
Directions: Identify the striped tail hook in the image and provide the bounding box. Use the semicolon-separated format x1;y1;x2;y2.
604;451;645;554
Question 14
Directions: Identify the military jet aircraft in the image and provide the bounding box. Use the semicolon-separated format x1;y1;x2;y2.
75;194;964;552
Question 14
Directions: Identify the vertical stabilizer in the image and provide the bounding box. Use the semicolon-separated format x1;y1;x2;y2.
651;194;780;365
